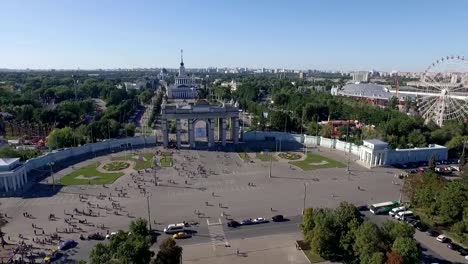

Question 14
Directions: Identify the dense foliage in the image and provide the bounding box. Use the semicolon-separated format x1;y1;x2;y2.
301;202;419;264
402;170;468;245
0;72;157;150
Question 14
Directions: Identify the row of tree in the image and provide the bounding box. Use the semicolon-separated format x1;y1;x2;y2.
402;170;468;245
88;218;182;264
302;202;419;264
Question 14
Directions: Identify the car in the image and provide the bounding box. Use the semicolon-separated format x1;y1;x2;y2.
172;232;191;239
43;250;59;263
447;242;460;250
227;220;241;227
465;255;468;261
253;217;268;224
357;205;368;211
241;218;253;225
106;232;118;239
456;247;468;256
88;232;105;240
426;229;439;237
436;234;448;243
408;220;420;227
415;223;428;232
58;239;76;251
272;215;284;222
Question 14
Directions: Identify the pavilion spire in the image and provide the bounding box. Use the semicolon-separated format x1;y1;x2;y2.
180;49;184;66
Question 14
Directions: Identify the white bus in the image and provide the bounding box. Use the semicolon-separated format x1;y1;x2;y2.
369;201;399;215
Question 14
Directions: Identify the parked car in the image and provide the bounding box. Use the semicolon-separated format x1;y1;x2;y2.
272;215;284;222
241;218;253;225
456;247;468;256
447;242;460;250
172;231;191;239
227;220;241;227
436;234;449;243
58;240;76;251
88;233;105;240
426;229;439;237
43;250;59;263
357;205;368;211
106;232;117;239
415;223;428;232
253;217;268;224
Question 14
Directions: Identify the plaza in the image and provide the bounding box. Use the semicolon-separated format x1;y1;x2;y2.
0;144;403;262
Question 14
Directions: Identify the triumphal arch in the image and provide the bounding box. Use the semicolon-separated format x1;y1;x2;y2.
160;100;240;148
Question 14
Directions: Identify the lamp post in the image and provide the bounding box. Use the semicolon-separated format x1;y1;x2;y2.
303;182;307;214
269;152;273;178
146;195;152;231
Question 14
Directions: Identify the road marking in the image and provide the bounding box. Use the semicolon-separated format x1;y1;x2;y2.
206;218;229;250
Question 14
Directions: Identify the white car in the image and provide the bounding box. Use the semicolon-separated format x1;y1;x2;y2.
436;234;448;243
106;232;117;239
253;217;268;224
465;255;468;261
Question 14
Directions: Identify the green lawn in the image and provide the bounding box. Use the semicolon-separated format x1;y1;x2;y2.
256;152;277;162
111;152;154;170
290;153;344;171
303;249;325;263
159;155;173;167
238;152;250;161
59;162;124;185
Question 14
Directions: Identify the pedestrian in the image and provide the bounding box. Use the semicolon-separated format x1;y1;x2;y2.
236;248;239;255
42;230;44;235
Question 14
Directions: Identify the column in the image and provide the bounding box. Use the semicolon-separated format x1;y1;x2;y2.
208;119;215;148
12;176;17;191
232;117;239;144
221;118;226;146
188;119;195;148
3;177;8;192
176;119;181;149
162;118;169;148
218;118;223;141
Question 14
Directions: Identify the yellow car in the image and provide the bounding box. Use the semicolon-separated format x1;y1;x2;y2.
172;232;190;239
43;250;59;263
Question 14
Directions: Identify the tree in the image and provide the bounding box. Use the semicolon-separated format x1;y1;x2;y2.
354;222;383;261
89;218;153;264
428;155;436;172
436;181;468;224
301;208;315;235
391;237;419;264
381;221;414;248
47;127;76;150
387;96;399;110
310;215;340;260
386;251;404;264
153;237;182;264
320;123;333;138
407;129;426;147
360;251;385;264
125;123;136;137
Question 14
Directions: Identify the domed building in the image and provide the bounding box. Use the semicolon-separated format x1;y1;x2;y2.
167;50;199;99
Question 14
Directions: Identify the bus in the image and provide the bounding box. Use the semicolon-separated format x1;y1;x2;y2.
369;201;399;215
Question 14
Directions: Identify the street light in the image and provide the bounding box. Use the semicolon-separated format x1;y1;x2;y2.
146;195;152;231
303;182;307;214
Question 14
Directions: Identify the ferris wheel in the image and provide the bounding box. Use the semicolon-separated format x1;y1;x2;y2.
404;55;468;126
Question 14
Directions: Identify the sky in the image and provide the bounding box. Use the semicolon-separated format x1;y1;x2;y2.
1;0;467;71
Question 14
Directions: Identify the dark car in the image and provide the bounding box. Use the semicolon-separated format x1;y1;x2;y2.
426;229;439;237
227;220;241;228
57;240;76;251
272;215;284;222
241;219;253;225
447;243;461;251
88;233;105;240
456;247;468;256
415;223;428;232
357;205;368;211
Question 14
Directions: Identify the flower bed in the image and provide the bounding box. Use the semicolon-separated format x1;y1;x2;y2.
103;161;130;171
278;152;302;160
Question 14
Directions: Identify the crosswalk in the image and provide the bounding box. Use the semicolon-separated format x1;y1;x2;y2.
206;218;229;248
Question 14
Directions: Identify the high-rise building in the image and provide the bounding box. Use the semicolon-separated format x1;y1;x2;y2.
299;72;306;79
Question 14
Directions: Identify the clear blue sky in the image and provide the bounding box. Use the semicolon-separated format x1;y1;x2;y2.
1;0;467;71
